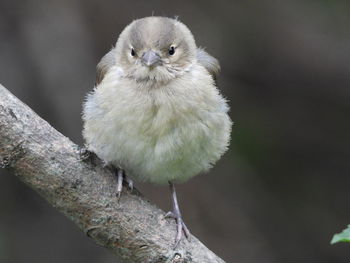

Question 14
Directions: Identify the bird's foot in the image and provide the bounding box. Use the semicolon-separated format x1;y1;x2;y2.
79;146;93;161
165;209;190;248
165;182;191;248
124;175;134;190
116;169;134;200
78;146;100;164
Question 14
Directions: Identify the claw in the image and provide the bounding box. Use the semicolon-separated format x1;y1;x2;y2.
124;176;134;191
182;221;190;239
79;147;92;160
165;211;176;218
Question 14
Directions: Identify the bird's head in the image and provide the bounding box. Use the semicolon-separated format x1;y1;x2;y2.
114;17;197;84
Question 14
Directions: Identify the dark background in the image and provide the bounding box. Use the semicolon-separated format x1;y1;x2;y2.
1;0;350;262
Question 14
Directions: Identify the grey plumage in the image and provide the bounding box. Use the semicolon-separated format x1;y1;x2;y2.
83;16;231;247
95;48;116;85
196;48;221;80
86;16;231;185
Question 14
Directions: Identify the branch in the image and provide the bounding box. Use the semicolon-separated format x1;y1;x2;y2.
0;84;226;263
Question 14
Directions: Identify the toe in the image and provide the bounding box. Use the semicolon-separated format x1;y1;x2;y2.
165;211;176;218
79;147;91;160
182;222;191;239
124;176;134;190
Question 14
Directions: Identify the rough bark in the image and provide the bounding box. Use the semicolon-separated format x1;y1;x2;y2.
0;84;226;263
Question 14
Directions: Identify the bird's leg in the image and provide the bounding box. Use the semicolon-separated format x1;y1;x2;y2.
116;169;124;199
115;168;134;199
165;182;190;247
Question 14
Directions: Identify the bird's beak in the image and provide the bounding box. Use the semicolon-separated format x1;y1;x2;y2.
142;50;161;67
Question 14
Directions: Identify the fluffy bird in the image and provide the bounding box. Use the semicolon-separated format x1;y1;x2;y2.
82;16;232;246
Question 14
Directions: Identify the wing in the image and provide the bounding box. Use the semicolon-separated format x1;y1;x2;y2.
95;47;116;85
196;48;221;81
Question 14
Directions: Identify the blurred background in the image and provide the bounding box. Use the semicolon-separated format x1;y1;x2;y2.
0;0;350;262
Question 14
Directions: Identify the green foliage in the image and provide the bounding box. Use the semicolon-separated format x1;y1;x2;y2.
331;225;350;244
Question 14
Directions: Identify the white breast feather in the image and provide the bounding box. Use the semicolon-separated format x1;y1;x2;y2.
83;64;232;184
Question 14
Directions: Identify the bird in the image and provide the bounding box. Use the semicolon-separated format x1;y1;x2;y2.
82;16;232;247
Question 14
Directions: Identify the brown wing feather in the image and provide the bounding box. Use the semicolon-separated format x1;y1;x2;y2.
95;48;116;85
196;48;220;81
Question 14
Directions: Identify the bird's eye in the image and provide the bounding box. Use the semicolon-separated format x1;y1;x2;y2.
131;48;136;57
168;46;175;56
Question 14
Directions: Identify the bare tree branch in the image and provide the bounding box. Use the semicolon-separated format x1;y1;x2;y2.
0;84;226;263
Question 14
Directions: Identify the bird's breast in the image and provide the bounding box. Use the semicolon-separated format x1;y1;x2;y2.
83;65;231;184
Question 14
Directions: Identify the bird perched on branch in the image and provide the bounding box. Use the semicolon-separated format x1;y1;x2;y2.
82;16;232;247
